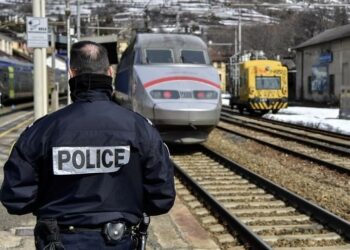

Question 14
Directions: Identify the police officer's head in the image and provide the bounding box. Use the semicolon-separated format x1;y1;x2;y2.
69;41;113;78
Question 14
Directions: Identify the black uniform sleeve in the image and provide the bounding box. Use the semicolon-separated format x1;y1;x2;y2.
0;135;39;215
143;129;176;216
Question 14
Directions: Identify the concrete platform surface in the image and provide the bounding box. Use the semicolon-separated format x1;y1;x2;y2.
0;197;220;250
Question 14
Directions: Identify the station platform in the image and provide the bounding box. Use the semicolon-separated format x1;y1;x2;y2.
0;197;220;250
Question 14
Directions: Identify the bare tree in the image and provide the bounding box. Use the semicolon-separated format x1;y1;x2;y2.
334;7;349;26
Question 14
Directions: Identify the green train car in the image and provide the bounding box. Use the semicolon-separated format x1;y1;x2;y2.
0;57;67;106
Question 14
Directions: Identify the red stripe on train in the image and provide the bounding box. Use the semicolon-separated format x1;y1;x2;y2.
143;76;220;89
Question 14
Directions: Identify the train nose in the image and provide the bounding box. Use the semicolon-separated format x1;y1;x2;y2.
151;102;220;126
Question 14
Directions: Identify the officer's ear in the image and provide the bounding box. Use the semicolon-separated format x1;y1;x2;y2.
68;69;77;79
107;66;114;77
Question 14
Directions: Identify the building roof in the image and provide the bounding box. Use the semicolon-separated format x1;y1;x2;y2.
294;24;350;50
0;32;14;42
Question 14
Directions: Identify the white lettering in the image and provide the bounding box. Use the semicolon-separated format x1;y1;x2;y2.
52;146;130;175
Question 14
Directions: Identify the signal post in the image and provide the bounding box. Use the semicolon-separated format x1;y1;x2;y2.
27;0;48;119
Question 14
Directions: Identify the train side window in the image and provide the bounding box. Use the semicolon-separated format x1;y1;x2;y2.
0;69;7;89
145;49;173;63
180;50;206;64
134;48;142;65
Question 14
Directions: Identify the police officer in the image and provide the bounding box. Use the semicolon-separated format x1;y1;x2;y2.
0;41;176;249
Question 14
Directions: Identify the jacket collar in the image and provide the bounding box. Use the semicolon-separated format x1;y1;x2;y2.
69;73;113;102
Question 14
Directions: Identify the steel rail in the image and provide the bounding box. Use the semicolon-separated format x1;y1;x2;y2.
216;125;350;175
220;115;350;157
0;97;67;118
0;103;34;118
199;145;350;241
259;116;350;142
221;106;350;144
173;160;273;250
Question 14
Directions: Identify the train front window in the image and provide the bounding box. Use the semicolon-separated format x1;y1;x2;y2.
256;77;281;90
145;49;173;63
181;50;206;64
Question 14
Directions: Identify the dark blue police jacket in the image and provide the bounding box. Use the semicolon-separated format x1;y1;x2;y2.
0;73;176;226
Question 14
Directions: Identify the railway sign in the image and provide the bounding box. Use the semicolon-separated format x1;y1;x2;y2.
26;17;49;48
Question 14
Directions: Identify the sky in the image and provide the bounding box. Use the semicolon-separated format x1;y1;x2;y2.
222;99;350;136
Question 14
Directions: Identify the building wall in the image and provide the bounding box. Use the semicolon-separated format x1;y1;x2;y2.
296;37;350;104
0;37;13;55
0;34;29;57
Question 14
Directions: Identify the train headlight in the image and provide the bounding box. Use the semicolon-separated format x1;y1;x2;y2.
193;91;218;99
150;90;180;99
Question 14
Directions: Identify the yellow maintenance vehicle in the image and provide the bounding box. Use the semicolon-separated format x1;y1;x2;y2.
229;51;288;115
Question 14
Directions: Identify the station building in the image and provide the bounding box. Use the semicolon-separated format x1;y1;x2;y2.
294;24;350;106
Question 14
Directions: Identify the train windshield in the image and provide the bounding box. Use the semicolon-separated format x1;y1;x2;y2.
255;76;281;90
145;49;173;63
181;50;206;64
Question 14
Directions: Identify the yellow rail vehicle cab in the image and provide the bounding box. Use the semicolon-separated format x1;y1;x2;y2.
237;60;288;114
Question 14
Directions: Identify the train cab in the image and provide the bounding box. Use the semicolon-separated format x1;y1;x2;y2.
115;33;222;144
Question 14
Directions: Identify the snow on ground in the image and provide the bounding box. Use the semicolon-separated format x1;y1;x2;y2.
263;107;350;135
221;96;350;135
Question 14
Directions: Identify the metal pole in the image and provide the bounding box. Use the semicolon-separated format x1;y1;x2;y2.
96;14;100;36
76;0;81;40
66;0;71;104
33;0;44;119
41;0;48;115
234;27;237;56
238;8;241;55
51;27;59;111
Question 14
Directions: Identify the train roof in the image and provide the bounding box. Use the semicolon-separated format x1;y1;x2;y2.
0;56;33;69
241;59;285;67
134;33;207;50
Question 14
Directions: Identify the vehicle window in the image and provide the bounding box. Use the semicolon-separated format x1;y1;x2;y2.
256;76;281;90
145;49;173;63
134;48;142;65
181;50;206;64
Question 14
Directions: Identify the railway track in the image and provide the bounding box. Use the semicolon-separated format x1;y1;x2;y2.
172;145;350;250
0;111;34;134
221;107;350;154
0;102;34;118
0;110;34;170
0;96;68;118
222;106;350;142
219;109;350;174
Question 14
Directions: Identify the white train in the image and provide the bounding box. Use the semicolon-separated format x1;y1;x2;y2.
114;33;221;144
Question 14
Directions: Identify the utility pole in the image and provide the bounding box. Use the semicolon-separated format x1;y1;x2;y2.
32;0;47;119
96;14;100;36
238;8;241;55
76;0;81;40
41;0;47;116
51;27;59;111
65;0;71;104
